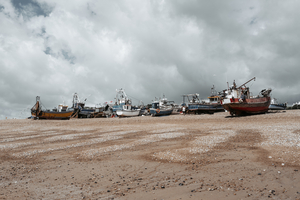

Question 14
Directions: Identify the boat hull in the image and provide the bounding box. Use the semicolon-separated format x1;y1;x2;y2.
150;108;173;116
31;110;73;120
269;104;286;110
188;103;224;113
222;97;271;116
116;110;140;117
78;108;95;118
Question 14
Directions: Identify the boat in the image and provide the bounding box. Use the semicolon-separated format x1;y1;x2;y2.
71;93;95;118
269;98;287;110
31;96;73;120
170;103;182;115
292;101;300;109
137;101;148;116
221;77;272;116
183;86;224;114
112;88;132;112
149;95;173;116
113;88;140;117
116;104;140;117
158;98;181;115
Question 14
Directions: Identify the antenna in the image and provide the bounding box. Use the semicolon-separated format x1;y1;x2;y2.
61;96;65;105
83;94;92;102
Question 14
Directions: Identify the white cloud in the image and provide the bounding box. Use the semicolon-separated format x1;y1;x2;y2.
0;0;300;119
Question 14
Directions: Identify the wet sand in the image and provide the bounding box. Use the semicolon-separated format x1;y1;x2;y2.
0;110;300;199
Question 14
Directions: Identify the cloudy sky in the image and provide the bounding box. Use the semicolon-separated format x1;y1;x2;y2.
1;0;300;119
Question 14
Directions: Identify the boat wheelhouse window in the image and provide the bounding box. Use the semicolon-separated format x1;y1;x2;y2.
152;103;159;109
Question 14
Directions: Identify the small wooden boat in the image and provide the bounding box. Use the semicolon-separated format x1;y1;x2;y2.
221;77;272;116
31;96;73;120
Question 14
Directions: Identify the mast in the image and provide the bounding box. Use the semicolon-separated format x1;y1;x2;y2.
211;85;217;96
35;96;40;118
115;88;130;105
72;93;81;108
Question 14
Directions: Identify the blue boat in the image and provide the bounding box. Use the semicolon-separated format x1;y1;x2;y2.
188;102;224;113
183;86;224;114
78;107;95;118
71;93;95;118
149;95;173;117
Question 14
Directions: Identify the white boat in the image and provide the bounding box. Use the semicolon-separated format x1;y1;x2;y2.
292;101;300;109
269;98;286;110
116;105;140;117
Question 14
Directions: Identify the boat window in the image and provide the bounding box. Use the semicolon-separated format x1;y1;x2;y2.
152;103;158;109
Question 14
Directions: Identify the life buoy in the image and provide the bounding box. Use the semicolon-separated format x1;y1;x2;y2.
156;108;160;113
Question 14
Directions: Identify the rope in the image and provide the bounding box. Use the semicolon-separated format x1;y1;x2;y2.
127;94;140;102
127;94;143;105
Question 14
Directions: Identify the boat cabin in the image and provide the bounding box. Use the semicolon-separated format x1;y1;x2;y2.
152;102;159;109
208;96;221;104
58;104;68;112
123;104;132;110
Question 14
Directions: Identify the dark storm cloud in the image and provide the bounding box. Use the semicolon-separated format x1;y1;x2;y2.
11;0;52;18
163;1;300;100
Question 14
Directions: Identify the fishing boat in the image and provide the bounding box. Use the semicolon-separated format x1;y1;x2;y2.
292;101;300;109
71;93;95;118
149;95;173;116
137;101;148;116
269;98;287;110
112;88;140;117
112;88;132;112
116;104;140;117
171;103;182;115
221;77;272;116
183;86;224;114
31;96;73;120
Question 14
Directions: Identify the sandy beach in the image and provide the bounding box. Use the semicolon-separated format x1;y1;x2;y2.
0;110;300;200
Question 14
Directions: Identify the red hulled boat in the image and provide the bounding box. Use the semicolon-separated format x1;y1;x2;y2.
221;77;272;116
